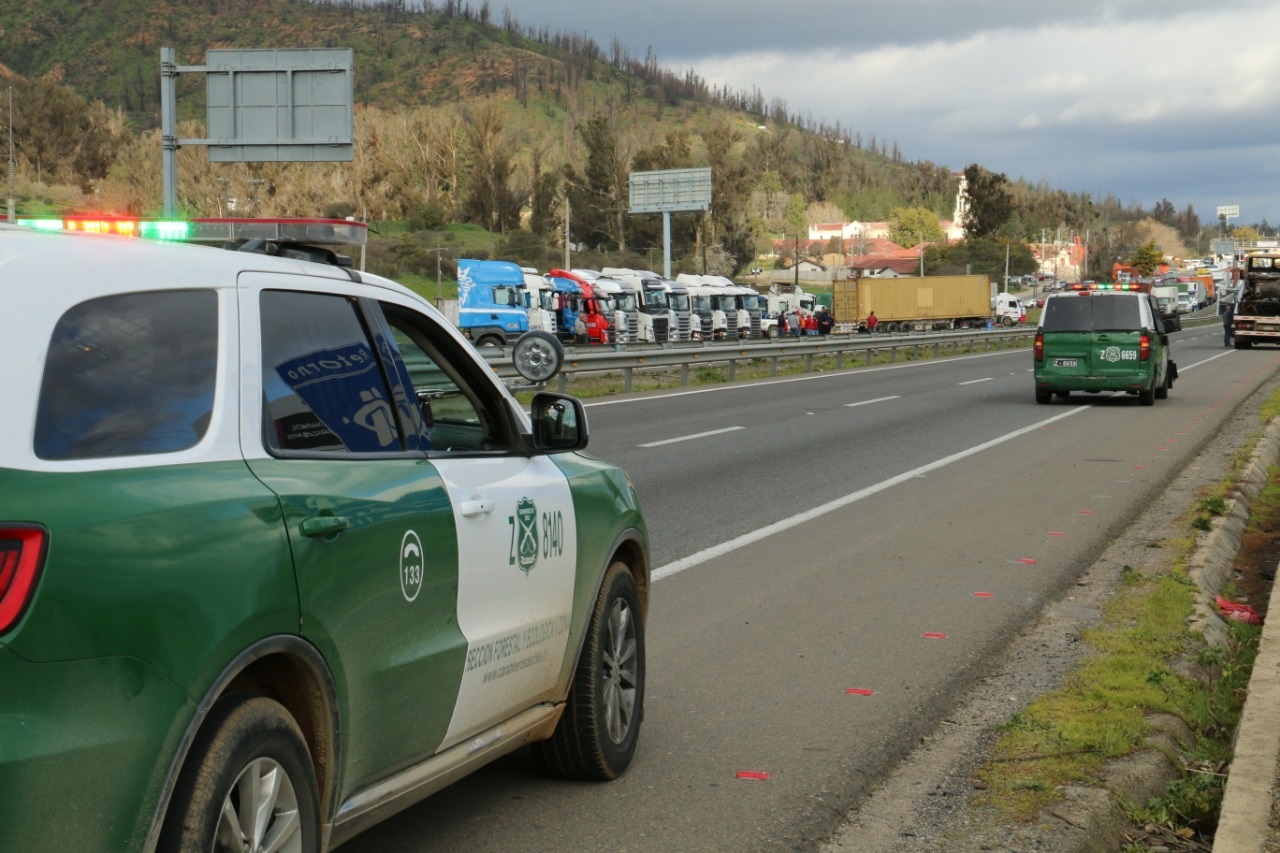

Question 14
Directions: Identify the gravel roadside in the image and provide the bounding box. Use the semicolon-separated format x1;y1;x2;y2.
821;374;1280;853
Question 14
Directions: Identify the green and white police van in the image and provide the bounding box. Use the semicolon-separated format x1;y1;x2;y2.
1033;283;1175;406
0;220;650;852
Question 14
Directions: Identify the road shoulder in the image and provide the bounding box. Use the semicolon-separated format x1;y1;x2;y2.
823;376;1280;853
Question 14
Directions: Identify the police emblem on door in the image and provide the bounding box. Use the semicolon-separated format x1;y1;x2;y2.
513;498;539;574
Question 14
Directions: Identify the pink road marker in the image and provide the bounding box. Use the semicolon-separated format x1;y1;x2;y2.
1017;558;1038;564
846;688;875;696
1077;510;1094;515
1048;531;1066;537
973;592;994;598
736;770;770;781
923;632;947;639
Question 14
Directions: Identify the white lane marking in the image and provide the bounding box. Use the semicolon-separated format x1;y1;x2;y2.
959;378;992;386
639;426;746;448
1179;350;1232;370
653;406;1091;581
583;349;1023;407
845;396;900;408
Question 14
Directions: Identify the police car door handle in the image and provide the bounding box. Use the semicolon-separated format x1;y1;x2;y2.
300;515;351;538
460;499;495;518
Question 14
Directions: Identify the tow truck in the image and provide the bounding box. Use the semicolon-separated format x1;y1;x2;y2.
1232;251;1280;348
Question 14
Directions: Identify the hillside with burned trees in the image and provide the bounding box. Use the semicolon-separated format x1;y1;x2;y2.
1;0;1209;277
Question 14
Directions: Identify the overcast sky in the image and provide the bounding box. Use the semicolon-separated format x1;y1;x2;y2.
491;0;1280;232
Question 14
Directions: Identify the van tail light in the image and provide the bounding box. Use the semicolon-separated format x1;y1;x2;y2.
0;526;48;634
1139;334;1151;361
1034;333;1044;361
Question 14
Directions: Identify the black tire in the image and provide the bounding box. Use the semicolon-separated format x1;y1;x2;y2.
1000;315;1014;327
1235;339;1253;350
1138;386;1155;406
159;695;320;853
533;561;645;780
475;334;505;348
1155;370;1170;399
766;326;779;339
1035;389;1051;404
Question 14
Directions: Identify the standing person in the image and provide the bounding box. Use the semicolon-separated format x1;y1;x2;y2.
786;310;801;338
816;306;834;335
866;311;878;334
573;314;588;346
804;312;818;336
1221;298;1235;347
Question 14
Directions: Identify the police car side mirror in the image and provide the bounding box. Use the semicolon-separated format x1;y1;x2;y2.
531;392;588;452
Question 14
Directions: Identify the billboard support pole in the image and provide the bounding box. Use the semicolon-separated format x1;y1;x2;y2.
662;211;672;279
161;48;179;217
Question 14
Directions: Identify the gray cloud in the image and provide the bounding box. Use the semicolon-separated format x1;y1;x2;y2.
494;1;1280;226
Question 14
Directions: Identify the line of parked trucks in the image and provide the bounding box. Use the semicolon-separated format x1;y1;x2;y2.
444;260;1028;347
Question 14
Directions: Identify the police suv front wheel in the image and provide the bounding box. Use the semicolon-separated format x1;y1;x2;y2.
534;561;645;780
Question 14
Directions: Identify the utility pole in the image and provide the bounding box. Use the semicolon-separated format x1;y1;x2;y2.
563;197;571;271
7;87;15;223
426;246;448;307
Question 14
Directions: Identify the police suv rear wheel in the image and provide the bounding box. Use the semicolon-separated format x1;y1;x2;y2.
160;695;320;853
534;561;644;780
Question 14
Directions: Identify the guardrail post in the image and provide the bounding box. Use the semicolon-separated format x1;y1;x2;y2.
933;341;940;358
728;359;737;381
624;367;633;393
890;346;898;363
770;356;779;377
681;364;689;386
866;349;873;367
836;351;844;369
804;353;813;371
558;374;567;394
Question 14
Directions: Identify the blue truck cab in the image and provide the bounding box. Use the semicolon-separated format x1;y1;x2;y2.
457;259;530;346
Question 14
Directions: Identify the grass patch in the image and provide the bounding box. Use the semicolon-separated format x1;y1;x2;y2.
974;416;1280;842
976;571;1204;820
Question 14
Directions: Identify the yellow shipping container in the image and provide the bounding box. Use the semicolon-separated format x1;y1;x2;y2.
832;275;995;331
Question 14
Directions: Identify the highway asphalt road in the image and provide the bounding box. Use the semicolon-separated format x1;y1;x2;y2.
341;324;1280;852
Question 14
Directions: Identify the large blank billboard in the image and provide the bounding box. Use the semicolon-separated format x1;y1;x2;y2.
629;168;712;213
205;48;354;162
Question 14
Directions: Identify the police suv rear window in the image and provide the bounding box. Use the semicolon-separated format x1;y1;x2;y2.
1041;294;1142;333
35;291;218;460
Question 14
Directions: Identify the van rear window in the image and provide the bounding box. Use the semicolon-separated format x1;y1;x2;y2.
1041;295;1142;332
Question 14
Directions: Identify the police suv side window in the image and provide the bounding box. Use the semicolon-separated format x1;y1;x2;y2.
379;303;510;454
35;291;217;460
259;290;404;454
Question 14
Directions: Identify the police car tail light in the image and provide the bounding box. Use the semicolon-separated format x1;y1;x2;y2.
1034;333;1045;361
0;526;48;634
1139;334;1151;361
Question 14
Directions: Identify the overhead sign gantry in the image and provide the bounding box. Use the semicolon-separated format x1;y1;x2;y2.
160;47;355;216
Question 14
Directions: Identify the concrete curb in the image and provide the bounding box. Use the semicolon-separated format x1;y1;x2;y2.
1212;421;1280;851
1026;417;1280;853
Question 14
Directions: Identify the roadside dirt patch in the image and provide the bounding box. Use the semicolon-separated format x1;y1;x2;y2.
1231;521;1280;619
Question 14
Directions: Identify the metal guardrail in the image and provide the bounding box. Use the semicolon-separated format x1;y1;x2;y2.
484;327;1037;393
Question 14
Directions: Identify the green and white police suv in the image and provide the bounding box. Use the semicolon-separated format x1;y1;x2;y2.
0;219;650;852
